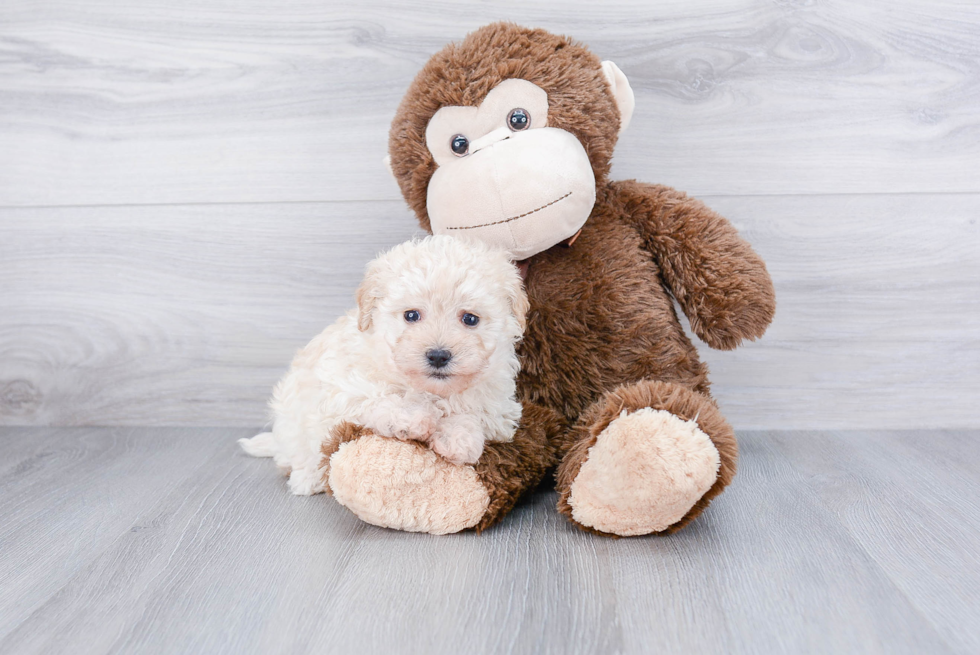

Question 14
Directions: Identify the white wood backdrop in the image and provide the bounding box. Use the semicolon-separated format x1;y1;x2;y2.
1;0;978;428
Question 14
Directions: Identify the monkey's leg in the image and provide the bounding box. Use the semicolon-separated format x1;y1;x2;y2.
322;404;561;535
555;380;737;536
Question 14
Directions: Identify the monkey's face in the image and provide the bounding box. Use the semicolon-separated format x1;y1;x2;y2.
423;79;597;260
389;24;636;259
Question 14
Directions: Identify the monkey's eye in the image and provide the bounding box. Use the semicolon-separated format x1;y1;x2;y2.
404;310;421;322
461;313;480;327
507;108;530;132
450;134;469;156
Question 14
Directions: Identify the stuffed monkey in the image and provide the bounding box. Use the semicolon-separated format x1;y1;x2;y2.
323;23;775;537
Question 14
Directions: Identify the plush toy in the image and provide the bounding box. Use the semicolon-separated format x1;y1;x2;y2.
323;23;775;536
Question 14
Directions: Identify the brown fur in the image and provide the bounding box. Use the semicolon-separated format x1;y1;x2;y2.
383;23;775;533
388;23;620;232
472;402;564;532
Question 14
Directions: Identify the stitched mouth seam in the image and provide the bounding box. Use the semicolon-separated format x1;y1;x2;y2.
445;191;573;230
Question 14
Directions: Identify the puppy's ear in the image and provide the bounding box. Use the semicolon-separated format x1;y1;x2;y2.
507;273;530;333
355;267;382;332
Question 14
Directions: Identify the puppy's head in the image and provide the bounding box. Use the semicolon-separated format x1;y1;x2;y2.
356;235;527;397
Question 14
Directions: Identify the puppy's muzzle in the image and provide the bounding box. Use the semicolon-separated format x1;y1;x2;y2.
426;348;452;370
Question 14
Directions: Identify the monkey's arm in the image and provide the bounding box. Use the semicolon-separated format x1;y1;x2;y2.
614;181;775;350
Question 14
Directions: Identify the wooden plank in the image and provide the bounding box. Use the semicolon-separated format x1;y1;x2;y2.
706;194;980;345
0;428;958;654
0;194;976;428
0;427;232;639
698;193;980;429
0;428;366;654
0;201;421;427
1;1;978;206
769;430;980;655
704;339;980;429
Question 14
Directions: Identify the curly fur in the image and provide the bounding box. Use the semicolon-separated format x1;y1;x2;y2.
240;235;528;494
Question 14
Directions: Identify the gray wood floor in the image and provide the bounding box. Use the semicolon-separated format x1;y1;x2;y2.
2;428;978;655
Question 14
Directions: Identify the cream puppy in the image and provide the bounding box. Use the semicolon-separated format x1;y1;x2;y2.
239;235;528;496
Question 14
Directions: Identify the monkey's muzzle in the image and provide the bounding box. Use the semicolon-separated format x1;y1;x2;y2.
426;128;597;260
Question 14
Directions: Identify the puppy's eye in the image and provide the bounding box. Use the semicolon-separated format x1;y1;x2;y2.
450;134;469;156
507;108;530;132
461;313;480;327
404;310;421;323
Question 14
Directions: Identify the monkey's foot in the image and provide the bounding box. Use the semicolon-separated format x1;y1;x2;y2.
557;381;737;536
322;406;560;535
327;435;489;535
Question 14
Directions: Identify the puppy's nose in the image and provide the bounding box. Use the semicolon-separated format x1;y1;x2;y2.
426;348;452;369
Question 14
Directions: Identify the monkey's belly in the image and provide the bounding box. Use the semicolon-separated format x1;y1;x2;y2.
517;244;709;420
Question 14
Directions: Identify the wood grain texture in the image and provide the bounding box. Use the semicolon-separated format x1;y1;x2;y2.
1;194;976;428
0;201;421;426
0;426;232;638
1;0;979;207
696;193;980;429
2;427;975;654
769;429;980;655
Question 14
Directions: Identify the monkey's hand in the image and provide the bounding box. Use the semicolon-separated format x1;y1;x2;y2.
616;181;776;350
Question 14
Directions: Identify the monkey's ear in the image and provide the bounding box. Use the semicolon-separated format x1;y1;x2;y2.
601;61;635;135
355;268;382;332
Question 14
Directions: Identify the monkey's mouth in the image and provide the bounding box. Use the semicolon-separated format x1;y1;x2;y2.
445;191;573;231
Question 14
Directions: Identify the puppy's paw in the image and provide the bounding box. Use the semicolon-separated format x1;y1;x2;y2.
400;405;440;441
365;397;441;441
430;425;485;465
287;466;326;496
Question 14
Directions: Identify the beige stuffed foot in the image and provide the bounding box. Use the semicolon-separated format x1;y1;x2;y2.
322;405;561;535
327;435;489;535
556;380;738;536
566;408;719;536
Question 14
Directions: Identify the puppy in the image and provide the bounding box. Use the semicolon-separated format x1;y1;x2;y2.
239;235;528;496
